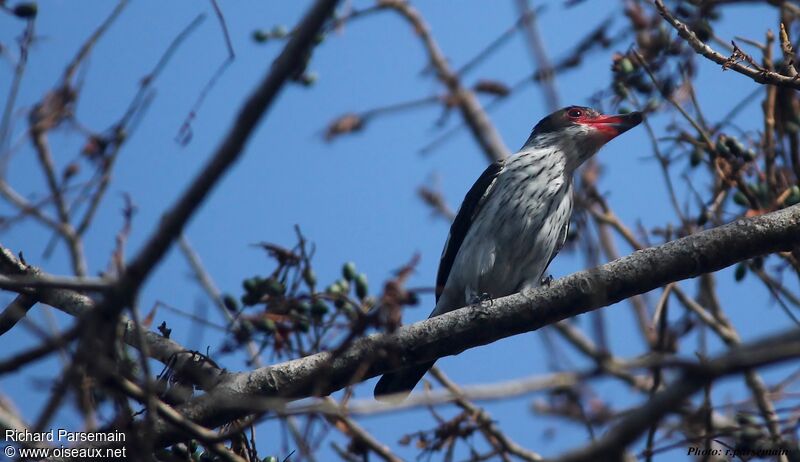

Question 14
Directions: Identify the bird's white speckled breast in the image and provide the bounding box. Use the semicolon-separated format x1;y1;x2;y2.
435;149;573;313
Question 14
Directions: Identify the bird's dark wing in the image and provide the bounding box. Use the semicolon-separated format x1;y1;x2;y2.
435;160;505;302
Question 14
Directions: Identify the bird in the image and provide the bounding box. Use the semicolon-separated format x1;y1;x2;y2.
374;106;642;401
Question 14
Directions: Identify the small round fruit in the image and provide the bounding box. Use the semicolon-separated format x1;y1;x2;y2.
342;261;357;281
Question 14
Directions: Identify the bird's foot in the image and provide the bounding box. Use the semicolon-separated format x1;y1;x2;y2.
540;275;554;286
470;292;493;306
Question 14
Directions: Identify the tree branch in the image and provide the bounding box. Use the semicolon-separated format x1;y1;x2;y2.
102;0;342;317
655;0;800;89
379;0;509;162
547;328;800;462
0;246;226;389
126;203;800;448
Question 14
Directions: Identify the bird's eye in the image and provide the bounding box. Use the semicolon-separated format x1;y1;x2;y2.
567;108;583;119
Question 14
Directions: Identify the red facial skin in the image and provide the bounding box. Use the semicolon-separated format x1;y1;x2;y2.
584;115;630;138
565;108;642;139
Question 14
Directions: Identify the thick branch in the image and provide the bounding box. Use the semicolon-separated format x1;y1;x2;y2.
0;247;225;389
142;204;800;444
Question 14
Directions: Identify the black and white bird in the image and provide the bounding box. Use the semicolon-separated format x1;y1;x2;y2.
374;106;642;400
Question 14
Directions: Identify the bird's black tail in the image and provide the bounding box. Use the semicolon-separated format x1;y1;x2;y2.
373;360;436;402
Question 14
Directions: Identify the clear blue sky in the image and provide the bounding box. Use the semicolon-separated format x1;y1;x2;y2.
0;1;792;460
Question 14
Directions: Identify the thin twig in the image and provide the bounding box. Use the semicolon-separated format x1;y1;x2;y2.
514;0;559;111
655;0;800;89
430;367;543;461
379;0;509;162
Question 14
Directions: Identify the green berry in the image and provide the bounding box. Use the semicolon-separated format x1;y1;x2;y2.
311;299;329;317
298;72;317;86
338;302;356;319
613;82;629;99
222;294;238;312
271;25;288;38
725;137;744;157
692;20;712;42
734;263;746;281
297;319;310;333
690;148;703;167
715;137;731;157
258;318;276;333
619;57;634;74
342;262;357;281
264;278;285;297
296;301;311;314
326;283;341;295
355;273;368;299
303;267;317;288
243;277;262;294
241;292;259;306
732;191;750;207
13;3;37;19
252;29;270;43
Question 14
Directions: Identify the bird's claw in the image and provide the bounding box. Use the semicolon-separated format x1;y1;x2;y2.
540;275;553;286
470;292;493;306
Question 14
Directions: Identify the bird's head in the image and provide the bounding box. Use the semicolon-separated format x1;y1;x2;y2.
523;106;643;170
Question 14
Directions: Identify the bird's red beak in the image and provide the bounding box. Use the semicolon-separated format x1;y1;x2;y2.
584;111;643;139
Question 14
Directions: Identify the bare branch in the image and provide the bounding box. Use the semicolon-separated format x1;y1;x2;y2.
379;0;509;162
429;367;543;461
117;203;800;448
93;0;343;320
548;329;800;462
514;0;559;111
655;0;800;89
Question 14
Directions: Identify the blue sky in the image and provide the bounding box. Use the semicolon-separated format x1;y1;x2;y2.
0;1;795;460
